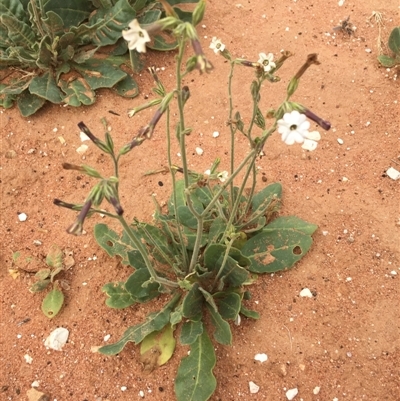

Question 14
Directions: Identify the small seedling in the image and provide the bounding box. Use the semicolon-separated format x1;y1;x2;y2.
28;245;66;318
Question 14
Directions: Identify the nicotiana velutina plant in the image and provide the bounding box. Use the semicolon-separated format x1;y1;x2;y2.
0;0;200;116
54;2;331;400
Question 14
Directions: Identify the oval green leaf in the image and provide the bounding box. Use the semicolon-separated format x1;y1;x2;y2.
42;288;64;318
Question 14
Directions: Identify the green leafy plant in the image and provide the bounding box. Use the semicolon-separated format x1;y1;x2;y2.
0;0;199;116
54;2;331;400
378;26;400;67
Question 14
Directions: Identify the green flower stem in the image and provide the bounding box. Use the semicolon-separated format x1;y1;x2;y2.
246;78;262;141
237;163;257;223
117;215;179;289
31;0;46;40
166;109;189;269
228;61;236;209
213;237;235;287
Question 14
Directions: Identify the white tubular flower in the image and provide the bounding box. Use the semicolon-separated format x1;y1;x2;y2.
258;52;276;72
302;130;321;151
217;171;229;183
209;37;225;54
277;110;310;145
122;19;150;53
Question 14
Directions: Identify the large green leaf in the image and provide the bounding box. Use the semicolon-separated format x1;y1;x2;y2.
60;78;95;106
98;293;181;355
0;14;36;47
206;303;232;345
72;59;126;89
43;0;93;28
180;320;203;345
29;71;64;103
87;0;136;46
112;74;139;98
241;229;314;273
41;10;65;37
102;281;136;308
46;244;63;269
182;282;203;321
17;90;46;116
251;182;282;214
0;0;26;21
175;330;217;401
124;268;160;302
377;54;398;67
213;292;241;320
94;223;137;266
0;76;32;95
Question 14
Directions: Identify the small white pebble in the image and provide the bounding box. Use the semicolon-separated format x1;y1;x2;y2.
322;231;329;236
195;147;204;155
249;381;260;394
299;288;313;298
53;127;58;133
365;121;371;126
386;167;400;180
17;334;22;339
346;277;352;282
82;282;88;286
121;386;127;392
212;131;219;138
201;24;206;28
104;334;111;342
76;144;88;155
31;380;40;388
234;314;241;326
33;240;42;246
342;177;349;182
80;131;90;142
337;138;344;145
365;48;372;53
254;353;268;363
139;390;145;397
338;0;344;5
18;213;27;222
313;386;321;395
24;354;33;364
286;387;298;400
347;352;352;357
44;328;69;351
390;270;397;275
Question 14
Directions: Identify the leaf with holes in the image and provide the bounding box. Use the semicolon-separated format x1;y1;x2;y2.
102;281;136;309
42;287;64;318
241;228;314;273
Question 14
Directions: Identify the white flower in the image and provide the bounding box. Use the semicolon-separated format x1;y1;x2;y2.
122;19;150;53
209;37;225;54
277;110;310;145
258;52;276;72
217;171;229;183
302;130;321;151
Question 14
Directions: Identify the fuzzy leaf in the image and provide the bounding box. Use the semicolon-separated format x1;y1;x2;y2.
17;90;46;116
86;0;136;46
377;55;398;67
206;303;232;345
213;292;241;320
175;330;217;401
46;244;63;269
60;78;95;106
29;71;64;103
0;14;36;47
251;182;282;214
29;279;51;293
182;283;203;321
102;281;136;308
98;293;181;355
42;288;64;318
124;269;160;302
240;304;260;319
72;59;126;89
264;216;318;235
180;320;203;345
41;10;64;37
43;0;93;28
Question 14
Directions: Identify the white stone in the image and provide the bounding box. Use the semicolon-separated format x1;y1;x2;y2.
386;167;400;180
212;131;220;138
299;288;313;298
313;386;321;395
337;138;344;145
390;270;397;275
286;387;298;400
24;354;33;364
195;147;204;155
254;353;268;363
44;327;69;351
139;390;145;397
18;213;27;222
31;381;40;388
76;144;88;155
249;381;260;394
80;131;90;141
121;386;127;392
104;334;111;342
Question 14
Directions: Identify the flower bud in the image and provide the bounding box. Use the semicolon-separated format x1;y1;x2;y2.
286;77;299;97
192;0;206;26
78;122;110;154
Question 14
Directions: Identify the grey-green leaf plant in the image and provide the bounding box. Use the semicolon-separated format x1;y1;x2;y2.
378;26;400;67
54;2;331;400
0;0;199;116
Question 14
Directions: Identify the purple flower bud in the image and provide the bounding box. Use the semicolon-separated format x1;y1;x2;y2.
66;200;92;236
303;108;331;131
